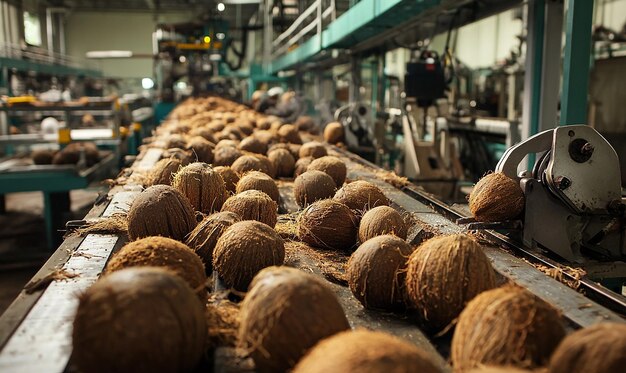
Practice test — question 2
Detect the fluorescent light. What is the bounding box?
[86,50,133,58]
[217,3,225,11]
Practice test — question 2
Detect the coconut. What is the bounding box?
[239,266,350,372]
[548,322,626,373]
[295,116,314,132]
[294,156,313,177]
[323,122,344,144]
[293,170,336,207]
[299,141,327,159]
[213,221,285,291]
[105,236,206,290]
[185,211,241,274]
[231,154,268,176]
[277,124,302,144]
[293,329,442,373]
[127,185,196,241]
[236,171,280,202]
[165,134,187,149]
[215,139,239,150]
[238,137,267,154]
[347,235,415,310]
[213,146,242,166]
[451,284,565,371]
[334,180,390,214]
[268,148,296,178]
[214,166,239,194]
[405,234,496,331]
[297,199,357,250]
[148,158,181,186]
[236,122,255,136]
[221,126,245,140]
[172,162,227,214]
[256,118,271,130]
[53,142,100,166]
[469,172,525,222]
[221,190,278,227]
[253,153,276,178]
[358,206,408,242]
[72,267,206,373]
[189,127,216,143]
[307,156,347,187]
[32,149,56,165]
[162,147,192,165]
[254,130,278,147]
[186,136,214,163]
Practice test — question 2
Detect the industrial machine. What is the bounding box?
[334,102,377,160]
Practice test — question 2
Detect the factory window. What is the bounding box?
[23,11,42,46]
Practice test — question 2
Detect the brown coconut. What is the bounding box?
[549,322,626,373]
[297,199,357,250]
[451,285,565,371]
[323,122,344,144]
[231,155,267,176]
[165,134,187,149]
[214,146,242,166]
[358,206,408,242]
[294,156,313,177]
[295,116,314,132]
[405,234,496,331]
[172,162,227,214]
[185,211,241,274]
[293,329,442,373]
[53,142,100,166]
[347,235,415,310]
[214,166,239,194]
[105,236,206,290]
[32,149,56,165]
[239,266,350,372]
[213,220,285,291]
[268,148,296,178]
[72,267,206,373]
[469,172,525,222]
[148,158,182,186]
[251,153,276,178]
[334,180,390,214]
[215,139,240,150]
[186,136,214,163]
[221,190,278,227]
[162,147,192,165]
[253,130,278,147]
[238,137,268,154]
[277,124,302,144]
[293,170,336,207]
[189,127,216,143]
[299,141,327,159]
[236,171,280,202]
[308,156,347,187]
[127,185,196,241]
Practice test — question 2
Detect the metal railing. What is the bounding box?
[0,42,100,72]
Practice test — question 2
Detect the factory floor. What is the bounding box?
[0,186,104,314]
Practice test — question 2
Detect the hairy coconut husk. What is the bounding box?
[469,172,525,222]
[288,144,301,159]
[323,122,344,144]
[32,149,56,165]
[189,127,216,143]
[347,235,415,310]
[209,121,226,133]
[162,147,192,165]
[172,162,228,214]
[268,148,295,178]
[251,153,276,178]
[214,166,239,194]
[165,134,187,149]
[278,124,302,144]
[231,154,267,176]
[307,156,347,188]
[254,130,278,147]
[221,190,278,227]
[239,266,350,372]
[186,136,214,163]
[72,268,206,373]
[295,116,314,132]
[293,329,442,373]
[299,141,327,159]
[297,199,357,251]
[238,137,268,154]
[405,234,496,331]
[206,293,241,349]
[105,236,207,291]
[293,170,336,207]
[185,211,241,274]
[148,158,181,186]
[334,180,390,214]
[127,185,196,241]
[294,156,313,177]
[221,126,245,140]
[451,285,565,371]
[358,206,408,243]
[215,139,240,150]
[270,120,283,133]
[214,146,242,166]
[549,322,626,373]
[213,221,285,291]
[236,171,280,202]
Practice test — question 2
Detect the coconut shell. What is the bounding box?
[347,235,415,310]
[307,156,347,187]
[186,136,214,163]
[238,137,267,154]
[189,127,216,143]
[294,156,313,177]
[334,180,390,214]
[253,130,278,147]
[256,118,271,130]
[53,142,99,166]
[405,234,496,331]
[105,236,206,290]
[214,146,242,166]
[358,206,408,242]
[231,155,268,176]
[221,190,278,227]
[72,267,206,373]
[323,122,344,144]
[548,322,626,373]
[172,162,227,214]
[215,139,239,150]
[214,166,239,194]
[251,153,276,178]
[185,211,241,274]
[239,266,350,372]
[127,185,196,241]
[469,172,525,222]
[268,148,296,178]
[213,221,285,291]
[295,116,314,132]
[165,134,187,149]
[293,329,442,373]
[32,149,56,165]
[236,171,280,202]
[299,141,327,159]
[451,285,565,371]
[277,124,302,144]
[148,158,181,186]
[293,170,336,207]
[297,199,357,250]
[162,147,192,165]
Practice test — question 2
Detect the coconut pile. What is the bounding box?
[69,97,585,373]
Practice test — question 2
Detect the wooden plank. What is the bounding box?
[134,148,162,172]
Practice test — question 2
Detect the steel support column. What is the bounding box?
[539,0,564,130]
[521,0,546,141]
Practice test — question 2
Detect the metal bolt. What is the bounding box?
[581,142,594,156]
[555,176,571,190]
